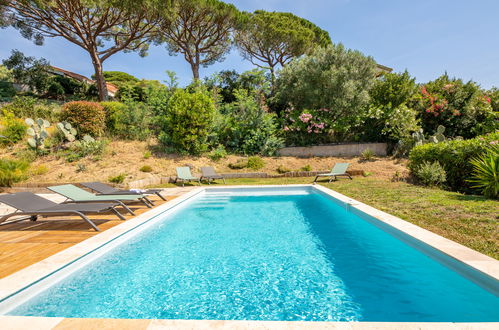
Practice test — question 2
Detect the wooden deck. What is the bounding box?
[0,196,174,279]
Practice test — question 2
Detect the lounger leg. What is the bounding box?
[111,208,126,220]
[314,176,318,183]
[114,201,135,216]
[140,198,152,208]
[155,192,167,201]
[143,196,155,206]
[73,211,100,231]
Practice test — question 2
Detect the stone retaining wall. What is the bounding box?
[278,143,387,157]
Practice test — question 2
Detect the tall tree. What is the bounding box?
[2,0,165,100]
[157,0,241,80]
[235,10,332,86]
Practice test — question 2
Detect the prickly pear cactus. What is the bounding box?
[25,118,50,150]
[56,121,77,142]
[412,129,427,146]
[429,125,447,143]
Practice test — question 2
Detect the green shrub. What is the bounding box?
[208,145,228,161]
[413,161,447,186]
[300,164,312,172]
[276,165,291,174]
[409,132,499,193]
[140,165,153,173]
[66,136,106,162]
[215,90,283,155]
[247,156,265,170]
[467,148,498,198]
[143,151,152,159]
[1,96,61,122]
[108,173,126,184]
[61,101,105,136]
[101,101,151,140]
[360,148,376,161]
[0,158,29,187]
[158,89,215,155]
[0,112,27,145]
[228,159,247,169]
[0,81,16,100]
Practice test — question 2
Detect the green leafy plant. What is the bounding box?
[1,96,61,121]
[61,101,105,136]
[467,148,499,198]
[101,101,151,140]
[75,163,87,173]
[66,136,106,162]
[208,145,228,161]
[247,156,265,170]
[409,132,499,193]
[414,161,447,186]
[0,158,29,187]
[25,118,50,150]
[228,159,248,170]
[140,165,153,173]
[108,173,126,184]
[143,151,152,159]
[158,89,215,155]
[0,112,27,145]
[214,90,283,155]
[360,148,376,161]
[276,165,291,174]
[300,164,312,172]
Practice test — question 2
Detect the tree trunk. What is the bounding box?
[270,66,276,94]
[90,53,108,101]
[190,61,200,80]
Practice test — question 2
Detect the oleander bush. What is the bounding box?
[409,132,499,193]
[61,101,105,136]
[101,101,152,140]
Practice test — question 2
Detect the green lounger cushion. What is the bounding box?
[48,184,144,201]
[176,167,199,180]
[317,163,350,176]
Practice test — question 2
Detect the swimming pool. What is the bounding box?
[0,186,498,322]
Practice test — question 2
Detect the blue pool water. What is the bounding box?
[5,189,499,321]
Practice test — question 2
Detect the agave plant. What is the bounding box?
[467,147,499,199]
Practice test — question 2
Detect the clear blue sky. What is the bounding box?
[1,0,498,88]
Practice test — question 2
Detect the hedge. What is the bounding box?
[408,131,499,193]
[61,101,105,136]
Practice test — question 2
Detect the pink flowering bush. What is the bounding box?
[282,108,332,146]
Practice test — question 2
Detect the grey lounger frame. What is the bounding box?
[0,192,125,231]
[80,182,166,202]
[200,166,226,184]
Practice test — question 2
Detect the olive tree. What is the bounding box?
[276,44,377,141]
[234,10,331,86]
[3,0,166,101]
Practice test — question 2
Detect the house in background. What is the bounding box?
[48,66,118,98]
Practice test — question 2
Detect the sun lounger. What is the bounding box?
[80,182,166,202]
[175,167,201,186]
[47,184,152,214]
[200,166,226,184]
[313,163,352,183]
[0,192,125,231]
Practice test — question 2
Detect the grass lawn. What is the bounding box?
[156,177,498,259]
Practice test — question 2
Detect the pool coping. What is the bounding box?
[0,184,497,329]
